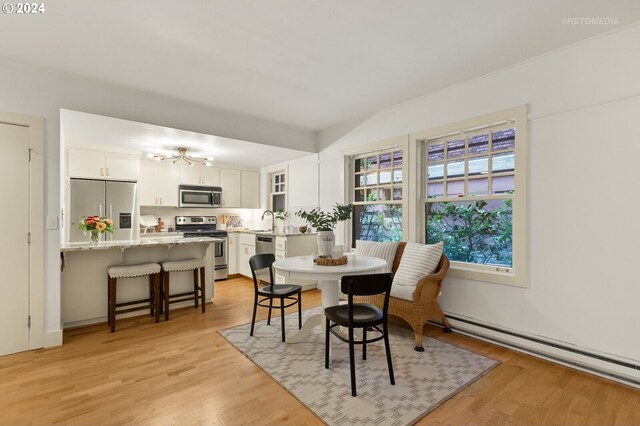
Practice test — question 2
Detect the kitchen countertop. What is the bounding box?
[226,228,316,237]
[60,236,223,252]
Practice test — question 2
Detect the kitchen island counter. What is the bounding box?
[60,236,223,252]
[61,237,218,330]
[226,228,317,236]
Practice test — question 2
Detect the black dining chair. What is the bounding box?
[324,272,395,396]
[249,254,302,342]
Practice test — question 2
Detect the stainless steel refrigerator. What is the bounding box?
[69,179,138,242]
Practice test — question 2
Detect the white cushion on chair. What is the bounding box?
[355,240,399,273]
[108,263,161,279]
[161,258,206,272]
[391,242,443,301]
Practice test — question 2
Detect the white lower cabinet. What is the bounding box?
[274,235,317,290]
[238,233,256,278]
[228,233,238,275]
[234,233,316,289]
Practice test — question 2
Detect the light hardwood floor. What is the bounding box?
[1,277,638,425]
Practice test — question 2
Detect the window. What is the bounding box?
[350,148,404,245]
[269,171,286,212]
[415,106,527,286]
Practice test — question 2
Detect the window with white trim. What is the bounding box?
[350,148,404,245]
[416,106,527,286]
[269,170,286,212]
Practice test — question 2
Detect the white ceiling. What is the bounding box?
[2,1,639,132]
[61,109,312,169]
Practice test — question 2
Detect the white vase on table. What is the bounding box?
[316,230,335,257]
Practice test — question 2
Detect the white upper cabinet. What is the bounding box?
[179,164,201,185]
[67,148,140,181]
[139,160,179,206]
[179,164,220,186]
[157,162,180,206]
[106,153,140,181]
[201,166,220,186]
[138,160,157,206]
[220,168,242,207]
[220,169,260,208]
[241,170,260,209]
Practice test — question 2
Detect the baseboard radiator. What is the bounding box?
[429,314,640,388]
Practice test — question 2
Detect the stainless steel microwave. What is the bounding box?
[179,185,222,208]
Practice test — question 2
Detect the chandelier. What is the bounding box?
[147,147,213,166]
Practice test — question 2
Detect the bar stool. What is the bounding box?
[107,263,162,332]
[160,258,207,321]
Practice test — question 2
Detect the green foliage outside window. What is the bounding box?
[355,193,402,243]
[426,199,512,267]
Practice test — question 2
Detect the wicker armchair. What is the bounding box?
[356,242,452,352]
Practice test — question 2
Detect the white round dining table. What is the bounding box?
[273,254,387,343]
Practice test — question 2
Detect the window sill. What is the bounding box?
[448,263,528,288]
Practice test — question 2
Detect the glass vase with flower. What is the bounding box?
[76,216,114,244]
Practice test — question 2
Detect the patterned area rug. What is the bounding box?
[219,308,499,426]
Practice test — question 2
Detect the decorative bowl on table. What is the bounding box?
[313,255,348,266]
[298,225,308,234]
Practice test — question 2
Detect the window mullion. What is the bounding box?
[463,134,469,197]
[488,129,493,195]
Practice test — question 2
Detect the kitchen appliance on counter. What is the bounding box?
[69,179,138,242]
[178,185,222,208]
[175,215,228,281]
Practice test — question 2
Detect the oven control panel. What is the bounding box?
[176,216,217,225]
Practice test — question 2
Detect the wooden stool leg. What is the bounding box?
[200,267,206,313]
[107,275,111,327]
[109,277,117,333]
[153,273,160,323]
[193,268,199,309]
[159,271,164,316]
[164,271,170,321]
[149,275,155,317]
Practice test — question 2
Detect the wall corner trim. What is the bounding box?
[43,330,63,348]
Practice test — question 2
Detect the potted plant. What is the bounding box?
[296,203,352,256]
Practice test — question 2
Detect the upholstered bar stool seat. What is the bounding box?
[107,262,162,332]
[161,258,207,321]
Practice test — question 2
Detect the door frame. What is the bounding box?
[0,111,45,350]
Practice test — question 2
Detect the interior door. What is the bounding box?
[0,123,30,356]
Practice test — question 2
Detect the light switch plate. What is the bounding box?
[47,215,59,230]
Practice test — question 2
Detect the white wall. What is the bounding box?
[258,153,319,229]
[318,25,640,370]
[0,59,315,341]
[287,153,319,213]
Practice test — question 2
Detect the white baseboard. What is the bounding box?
[63,300,213,329]
[43,330,63,348]
[444,314,640,388]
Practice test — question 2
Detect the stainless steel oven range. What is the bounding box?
[175,215,228,281]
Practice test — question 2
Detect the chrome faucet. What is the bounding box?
[261,210,275,232]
